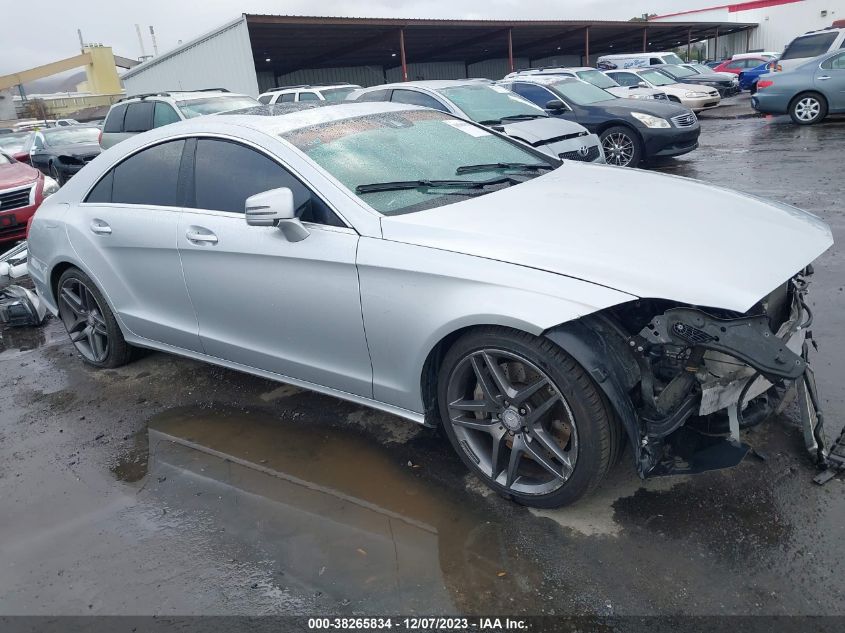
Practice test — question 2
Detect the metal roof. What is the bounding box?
[245,15,757,75]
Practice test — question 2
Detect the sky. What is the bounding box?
[1,0,706,75]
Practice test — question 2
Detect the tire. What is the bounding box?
[789,92,827,125]
[49,162,65,186]
[57,268,133,368]
[599,125,643,168]
[437,327,615,508]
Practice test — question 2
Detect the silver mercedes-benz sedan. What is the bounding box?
[27,102,835,507]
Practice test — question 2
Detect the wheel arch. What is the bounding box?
[596,120,642,139]
[49,259,129,337]
[789,90,828,110]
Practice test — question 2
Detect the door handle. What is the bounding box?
[818,76,831,80]
[185,229,218,244]
[90,219,112,235]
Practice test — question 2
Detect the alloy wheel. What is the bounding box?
[445,349,579,496]
[794,97,821,122]
[59,278,110,363]
[601,133,635,166]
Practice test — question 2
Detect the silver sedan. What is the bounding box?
[27,102,834,507]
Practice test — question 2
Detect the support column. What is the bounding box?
[687,28,692,62]
[714,26,720,61]
[399,27,408,81]
[642,27,648,53]
[584,26,591,65]
[507,28,514,73]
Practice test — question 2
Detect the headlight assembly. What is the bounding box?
[630,112,670,128]
[42,176,60,198]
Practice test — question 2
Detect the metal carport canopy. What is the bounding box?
[245,15,757,76]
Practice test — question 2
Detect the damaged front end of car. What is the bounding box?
[547,267,843,482]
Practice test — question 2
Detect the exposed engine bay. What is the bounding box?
[546,267,843,483]
[0,241,47,328]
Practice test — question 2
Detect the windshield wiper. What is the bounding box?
[478,118,502,125]
[499,113,546,121]
[455,162,553,175]
[355,177,517,194]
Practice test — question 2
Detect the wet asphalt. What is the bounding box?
[1,98,844,617]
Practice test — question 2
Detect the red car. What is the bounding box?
[712,57,772,75]
[0,151,58,245]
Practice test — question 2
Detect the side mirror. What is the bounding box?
[545,99,566,111]
[637,82,649,88]
[245,187,310,242]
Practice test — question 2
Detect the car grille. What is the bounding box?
[0,185,33,211]
[559,145,600,162]
[671,112,698,128]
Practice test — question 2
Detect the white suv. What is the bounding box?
[778,22,845,71]
[257,84,361,105]
[99,89,259,149]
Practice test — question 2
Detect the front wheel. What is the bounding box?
[437,327,616,508]
[600,126,643,167]
[789,93,827,125]
[49,162,65,185]
[57,268,133,368]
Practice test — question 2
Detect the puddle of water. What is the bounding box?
[139,406,560,613]
[111,429,149,483]
[0,319,65,360]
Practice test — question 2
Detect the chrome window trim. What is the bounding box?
[79,132,354,231]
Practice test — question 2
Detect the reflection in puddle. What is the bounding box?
[139,406,552,613]
[0,318,64,360]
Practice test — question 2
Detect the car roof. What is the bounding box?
[501,76,580,87]
[356,79,493,92]
[261,84,359,94]
[197,101,426,135]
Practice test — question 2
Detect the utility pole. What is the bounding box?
[135,24,148,60]
[77,29,85,51]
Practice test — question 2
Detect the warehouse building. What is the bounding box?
[650,0,843,59]
[121,14,756,97]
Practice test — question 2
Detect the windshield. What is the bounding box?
[42,127,99,146]
[177,95,259,118]
[321,87,356,102]
[639,69,676,86]
[548,80,616,105]
[437,84,546,123]
[661,53,685,65]
[282,110,553,216]
[575,70,618,88]
[0,132,30,154]
[660,64,697,78]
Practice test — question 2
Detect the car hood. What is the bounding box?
[591,98,693,118]
[682,74,734,85]
[606,86,665,99]
[499,117,589,143]
[380,164,833,313]
[0,162,39,189]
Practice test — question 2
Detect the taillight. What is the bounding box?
[775,64,782,72]
[98,129,103,145]
[757,79,774,89]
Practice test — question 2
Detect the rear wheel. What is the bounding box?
[600,126,643,167]
[57,268,133,368]
[789,92,827,125]
[437,327,615,508]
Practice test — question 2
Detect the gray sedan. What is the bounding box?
[26,103,834,508]
[752,50,845,124]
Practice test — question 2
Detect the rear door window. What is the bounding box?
[103,104,128,133]
[110,140,186,206]
[278,93,295,103]
[123,102,155,133]
[391,89,449,112]
[781,32,838,60]
[153,102,181,128]
[354,89,390,102]
[298,92,320,101]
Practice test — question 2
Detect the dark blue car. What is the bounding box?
[738,61,775,93]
